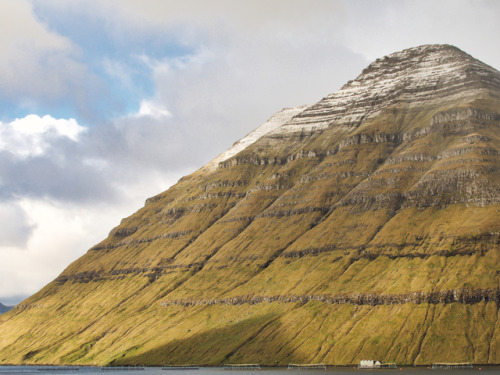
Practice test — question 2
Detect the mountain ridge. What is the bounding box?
[0,303,12,315]
[0,44,499,366]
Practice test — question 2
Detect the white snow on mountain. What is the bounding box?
[203,105,308,171]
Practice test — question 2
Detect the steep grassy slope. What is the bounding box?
[0,44,499,366]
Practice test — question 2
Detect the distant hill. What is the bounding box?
[0,303,12,314]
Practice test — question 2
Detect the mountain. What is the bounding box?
[0,303,12,314]
[0,44,499,366]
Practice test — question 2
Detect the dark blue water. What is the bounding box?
[0,367,497,375]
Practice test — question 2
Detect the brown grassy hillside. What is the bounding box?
[0,44,498,366]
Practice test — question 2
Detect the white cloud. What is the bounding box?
[0,115,85,158]
[0,199,121,301]
[136,100,171,119]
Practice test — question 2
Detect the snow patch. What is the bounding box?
[203,106,307,171]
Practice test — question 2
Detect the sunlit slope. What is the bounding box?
[0,45,499,366]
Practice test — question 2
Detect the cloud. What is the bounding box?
[0,198,128,302]
[0,0,130,123]
[338,0,500,68]
[0,114,85,158]
[0,112,190,205]
[0,202,34,248]
[0,1,82,116]
[135,100,171,119]
[0,0,73,92]
[0,114,112,203]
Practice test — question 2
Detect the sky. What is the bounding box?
[0,0,499,305]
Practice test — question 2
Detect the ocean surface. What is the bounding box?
[0,366,498,375]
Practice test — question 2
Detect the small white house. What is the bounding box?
[359,360,381,369]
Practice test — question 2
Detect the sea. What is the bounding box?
[0,366,498,375]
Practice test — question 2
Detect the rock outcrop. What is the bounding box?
[0,44,499,367]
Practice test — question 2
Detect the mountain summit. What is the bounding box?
[0,44,499,366]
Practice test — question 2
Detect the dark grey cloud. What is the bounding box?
[0,143,116,204]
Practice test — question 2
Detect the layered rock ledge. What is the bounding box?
[160,288,500,307]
